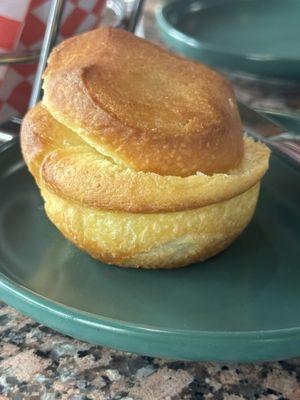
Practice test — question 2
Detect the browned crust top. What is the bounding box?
[43,27,244,177]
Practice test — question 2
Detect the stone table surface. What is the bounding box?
[1,1,300,400]
[1,301,300,400]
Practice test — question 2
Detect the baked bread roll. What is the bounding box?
[21,28,270,269]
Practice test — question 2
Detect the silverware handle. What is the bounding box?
[0,127,18,150]
[0,119,20,149]
[127,0,145,32]
[0,50,40,65]
[107,0,127,27]
[272,140,300,164]
[29,0,66,108]
[0,132,16,143]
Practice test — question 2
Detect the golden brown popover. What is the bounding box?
[21,28,270,269]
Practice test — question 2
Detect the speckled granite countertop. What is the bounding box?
[1,2,300,399]
[1,302,300,400]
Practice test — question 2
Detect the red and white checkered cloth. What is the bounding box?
[0,0,106,123]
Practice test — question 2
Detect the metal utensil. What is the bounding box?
[28,0,142,107]
[127,0,145,32]
[238,102,300,164]
[0,122,19,147]
[0,50,40,65]
[29,0,66,108]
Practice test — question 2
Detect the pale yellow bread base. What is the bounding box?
[41,183,259,269]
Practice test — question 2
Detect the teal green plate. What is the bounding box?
[0,139,300,362]
[156,0,300,82]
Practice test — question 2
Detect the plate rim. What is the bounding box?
[2,268,300,362]
[156,0,300,63]
[2,268,300,337]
